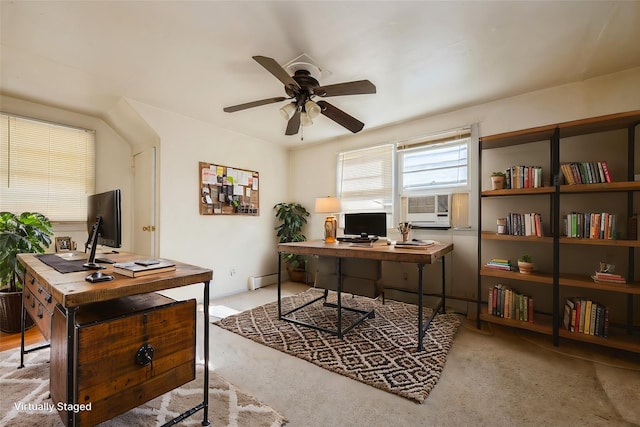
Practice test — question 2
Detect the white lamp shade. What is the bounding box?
[315,196,341,213]
[279,103,296,120]
[305,100,321,119]
[300,112,313,127]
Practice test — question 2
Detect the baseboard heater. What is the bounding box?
[248,273,278,290]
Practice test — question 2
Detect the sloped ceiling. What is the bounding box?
[1,1,639,147]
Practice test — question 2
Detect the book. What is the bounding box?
[113,259,176,277]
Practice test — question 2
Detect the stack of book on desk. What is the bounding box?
[394,240,435,249]
[113,259,176,277]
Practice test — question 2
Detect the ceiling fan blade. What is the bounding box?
[223,96,287,113]
[317,101,365,133]
[285,110,301,135]
[313,80,376,97]
[253,56,301,91]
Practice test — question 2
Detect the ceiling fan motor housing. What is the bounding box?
[286,70,319,99]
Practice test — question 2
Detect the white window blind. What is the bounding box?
[337,144,394,214]
[0,113,95,221]
[398,128,470,194]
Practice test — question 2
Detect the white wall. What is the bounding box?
[127,101,289,300]
[288,67,640,312]
[0,95,133,251]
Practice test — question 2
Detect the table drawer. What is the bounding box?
[24,271,55,313]
[23,287,52,340]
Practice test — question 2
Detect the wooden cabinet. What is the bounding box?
[477,111,640,354]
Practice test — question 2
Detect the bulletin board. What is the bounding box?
[199,161,259,216]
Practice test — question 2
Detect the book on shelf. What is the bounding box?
[562,297,609,337]
[505,212,544,237]
[504,165,543,189]
[485,258,512,270]
[112,259,176,277]
[563,212,617,239]
[488,284,533,323]
[560,161,612,185]
[592,271,626,284]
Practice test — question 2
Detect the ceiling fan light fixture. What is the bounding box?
[279,102,296,120]
[305,100,321,119]
[300,112,313,127]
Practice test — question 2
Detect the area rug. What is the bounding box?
[214,288,462,403]
[0,348,286,427]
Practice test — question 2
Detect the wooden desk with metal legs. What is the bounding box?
[276,241,453,351]
[18,252,212,427]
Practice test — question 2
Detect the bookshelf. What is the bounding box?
[477,111,640,354]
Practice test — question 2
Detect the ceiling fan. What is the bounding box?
[223,55,376,136]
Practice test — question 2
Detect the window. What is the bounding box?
[0,113,95,221]
[398,128,470,194]
[337,144,394,215]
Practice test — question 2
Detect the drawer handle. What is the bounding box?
[38,287,43,294]
[31,301,35,308]
[135,343,154,367]
[25,293,31,300]
[37,306,43,319]
[31,277,35,285]
[45,295,52,304]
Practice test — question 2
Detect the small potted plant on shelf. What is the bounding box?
[273,202,310,283]
[517,254,534,274]
[0,212,54,333]
[491,171,506,190]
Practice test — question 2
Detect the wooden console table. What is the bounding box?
[17,252,212,427]
[277,241,454,351]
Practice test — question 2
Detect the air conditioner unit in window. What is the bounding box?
[405,194,451,228]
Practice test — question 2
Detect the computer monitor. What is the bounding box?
[84,189,122,269]
[344,212,387,238]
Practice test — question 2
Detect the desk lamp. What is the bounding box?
[315,196,341,243]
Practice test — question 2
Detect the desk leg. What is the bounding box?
[337,258,343,339]
[202,280,211,426]
[441,256,446,314]
[417,262,425,352]
[277,253,282,320]
[66,306,77,427]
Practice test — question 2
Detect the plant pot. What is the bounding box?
[491,176,505,190]
[0,289,34,333]
[286,266,306,283]
[517,261,534,275]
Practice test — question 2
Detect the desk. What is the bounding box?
[277,241,453,351]
[17,252,212,427]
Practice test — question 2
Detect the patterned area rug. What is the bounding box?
[215,288,462,403]
[0,348,286,427]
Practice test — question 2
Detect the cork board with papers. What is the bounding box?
[199,161,259,215]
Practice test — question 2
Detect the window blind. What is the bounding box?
[337,144,394,214]
[0,113,96,221]
[398,128,470,193]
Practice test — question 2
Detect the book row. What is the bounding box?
[562,212,617,239]
[501,212,544,237]
[488,284,534,323]
[563,297,609,337]
[560,161,612,185]
[504,165,543,189]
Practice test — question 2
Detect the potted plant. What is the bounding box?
[0,212,54,333]
[274,202,310,283]
[491,171,506,190]
[517,254,534,274]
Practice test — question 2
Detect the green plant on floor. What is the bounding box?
[0,212,54,291]
[273,202,310,270]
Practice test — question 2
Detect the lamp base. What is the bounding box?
[324,215,337,243]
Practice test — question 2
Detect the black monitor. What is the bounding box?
[344,212,387,238]
[84,189,122,269]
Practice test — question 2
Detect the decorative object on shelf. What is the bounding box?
[496,218,507,234]
[592,262,626,284]
[314,196,341,243]
[55,236,75,252]
[0,212,53,333]
[490,171,506,190]
[397,222,412,242]
[517,254,534,274]
[274,202,310,283]
[485,258,512,271]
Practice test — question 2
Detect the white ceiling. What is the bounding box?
[2,1,639,147]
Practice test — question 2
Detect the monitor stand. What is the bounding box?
[83,217,105,270]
